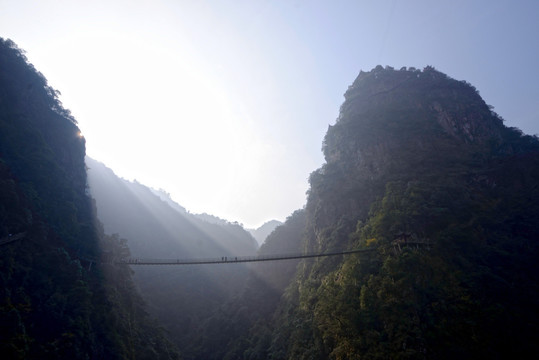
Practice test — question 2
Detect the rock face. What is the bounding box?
[292,66,539,359]
[308,66,508,239]
[326,66,503,165]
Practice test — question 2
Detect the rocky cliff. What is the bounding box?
[206,66,539,359]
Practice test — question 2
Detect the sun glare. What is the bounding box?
[0,2,326,227]
[57,29,274,227]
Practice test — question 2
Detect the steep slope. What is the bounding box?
[218,66,539,359]
[286,66,539,359]
[86,158,258,356]
[0,38,177,359]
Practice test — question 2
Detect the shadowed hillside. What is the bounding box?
[0,38,178,359]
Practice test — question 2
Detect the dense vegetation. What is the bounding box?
[0,38,178,359]
[3,37,539,359]
[191,66,539,359]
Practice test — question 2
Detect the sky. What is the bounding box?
[1,0,538,228]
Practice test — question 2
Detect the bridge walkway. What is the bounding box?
[117,248,376,265]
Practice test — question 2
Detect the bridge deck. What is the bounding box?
[117,248,376,265]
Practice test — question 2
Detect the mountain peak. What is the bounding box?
[323,66,506,171]
[339,65,503,145]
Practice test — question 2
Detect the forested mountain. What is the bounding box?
[248,220,283,246]
[194,66,539,359]
[4,35,539,360]
[86,158,258,356]
[0,38,178,359]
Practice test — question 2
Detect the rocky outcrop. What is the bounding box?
[309,66,509,246]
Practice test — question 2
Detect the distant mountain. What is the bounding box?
[86,157,257,258]
[191,211,304,360]
[150,187,188,215]
[247,219,283,246]
[85,157,257,355]
[193,66,539,359]
[194,212,237,226]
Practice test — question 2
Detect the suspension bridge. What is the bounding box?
[2,229,427,266]
[0,231,378,265]
[116,248,377,265]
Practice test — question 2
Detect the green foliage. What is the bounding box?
[231,66,539,359]
[97,232,181,360]
[0,38,91,252]
[6,36,538,360]
[0,38,179,359]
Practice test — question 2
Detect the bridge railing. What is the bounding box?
[116,248,377,265]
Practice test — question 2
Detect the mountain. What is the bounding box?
[0,38,177,359]
[150,188,189,215]
[85,157,258,356]
[86,157,258,258]
[197,66,539,359]
[247,219,283,246]
[6,34,538,359]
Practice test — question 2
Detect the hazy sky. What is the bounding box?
[1,0,538,228]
